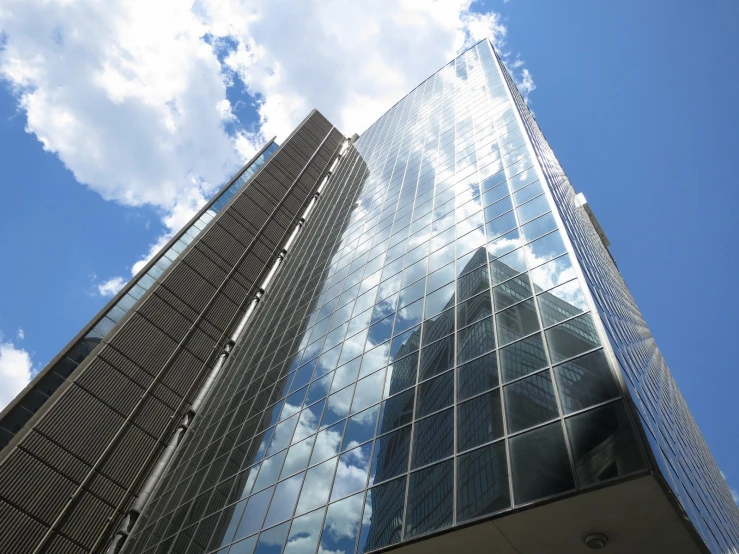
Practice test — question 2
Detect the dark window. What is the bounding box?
[566,401,646,486]
[499,333,548,383]
[554,349,620,414]
[378,389,415,434]
[496,299,540,346]
[458,390,504,452]
[416,370,454,418]
[406,460,453,538]
[457,316,495,364]
[419,335,454,381]
[457,351,499,401]
[457,441,510,522]
[412,408,453,468]
[371,426,411,484]
[505,370,559,433]
[358,476,406,552]
[545,313,600,363]
[510,422,574,504]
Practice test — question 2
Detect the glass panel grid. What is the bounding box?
[131,41,650,554]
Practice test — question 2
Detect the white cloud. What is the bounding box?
[0,335,34,410]
[0,0,534,289]
[16,328,24,340]
[96,276,127,298]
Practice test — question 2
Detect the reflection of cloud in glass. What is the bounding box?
[331,443,372,501]
[529,254,576,292]
[319,492,365,554]
[284,508,324,554]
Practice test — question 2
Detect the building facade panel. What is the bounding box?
[0,111,342,553]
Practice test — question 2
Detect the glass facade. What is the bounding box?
[125,41,663,554]
[499,42,739,551]
[0,141,279,449]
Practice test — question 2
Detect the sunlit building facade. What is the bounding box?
[121,40,739,553]
[1,40,737,554]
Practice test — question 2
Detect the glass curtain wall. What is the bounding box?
[131,41,647,554]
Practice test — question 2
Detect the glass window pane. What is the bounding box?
[525,231,567,268]
[357,476,406,552]
[510,422,574,505]
[370,426,411,485]
[263,472,304,527]
[229,534,257,554]
[484,196,513,222]
[486,228,523,260]
[457,292,493,329]
[513,180,544,206]
[411,408,453,469]
[281,437,314,480]
[331,442,372,501]
[566,401,646,486]
[367,315,394,347]
[499,333,548,383]
[372,293,397,324]
[310,421,346,466]
[457,441,510,522]
[457,390,504,452]
[554,350,620,414]
[305,372,332,406]
[398,278,426,308]
[406,460,453,539]
[419,334,455,381]
[496,298,540,346]
[385,352,418,396]
[457,352,498,401]
[234,486,273,540]
[289,363,316,393]
[390,324,420,358]
[378,389,415,434]
[319,492,363,554]
[415,370,453,418]
[427,262,455,292]
[516,195,549,224]
[486,211,517,241]
[457,316,495,364]
[493,273,533,311]
[545,313,600,364]
[537,280,588,327]
[331,359,360,394]
[520,213,557,242]
[253,450,288,492]
[351,369,386,414]
[457,264,490,302]
[254,520,289,554]
[359,342,389,377]
[296,457,338,515]
[284,507,325,554]
[504,370,559,433]
[394,298,424,335]
[421,307,454,346]
[322,388,352,428]
[527,254,574,296]
[424,281,455,319]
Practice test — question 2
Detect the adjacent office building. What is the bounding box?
[0,39,737,554]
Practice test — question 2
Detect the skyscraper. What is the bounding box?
[0,39,737,554]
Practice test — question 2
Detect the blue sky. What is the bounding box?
[0,0,737,503]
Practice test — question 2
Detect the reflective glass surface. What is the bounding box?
[131,41,649,554]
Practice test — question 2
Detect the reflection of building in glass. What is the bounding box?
[2,40,736,554]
